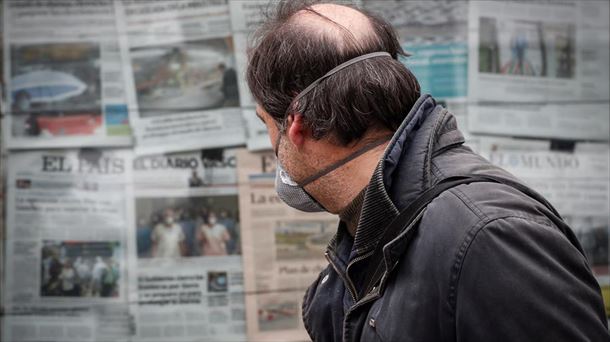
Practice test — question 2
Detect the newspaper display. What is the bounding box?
[2,149,134,342]
[130,148,246,341]
[468,0,610,140]
[236,149,337,341]
[2,0,133,149]
[115,0,246,155]
[478,137,610,312]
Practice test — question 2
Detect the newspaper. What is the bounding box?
[468,0,610,139]
[2,149,134,342]
[236,149,337,341]
[363,0,470,141]
[115,0,246,155]
[2,0,133,149]
[478,137,610,310]
[229,0,269,152]
[130,148,246,341]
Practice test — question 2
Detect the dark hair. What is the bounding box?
[246,0,420,146]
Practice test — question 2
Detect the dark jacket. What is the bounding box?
[302,95,609,342]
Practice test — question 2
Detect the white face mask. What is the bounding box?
[272,52,393,213]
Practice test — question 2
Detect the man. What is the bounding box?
[188,169,204,187]
[246,1,609,341]
[218,63,239,107]
[151,208,186,258]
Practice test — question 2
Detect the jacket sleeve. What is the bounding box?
[455,216,609,342]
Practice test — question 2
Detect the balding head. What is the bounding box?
[247,0,420,145]
[291,3,375,52]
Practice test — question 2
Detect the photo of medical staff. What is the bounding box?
[40,241,120,298]
[135,195,240,258]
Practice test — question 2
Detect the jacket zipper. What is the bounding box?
[325,251,358,303]
[344,249,375,298]
[344,210,427,315]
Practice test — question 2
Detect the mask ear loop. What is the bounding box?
[282,51,393,129]
[273,134,281,157]
[277,52,395,187]
[297,135,392,188]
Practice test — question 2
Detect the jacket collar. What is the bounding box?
[328,94,465,259]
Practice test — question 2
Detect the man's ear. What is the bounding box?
[286,114,307,148]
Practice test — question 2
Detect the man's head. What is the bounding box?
[247,0,420,213]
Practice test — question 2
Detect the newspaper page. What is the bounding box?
[229,0,272,151]
[2,0,132,149]
[363,0,471,140]
[130,148,246,341]
[2,149,134,342]
[236,149,337,341]
[478,137,610,314]
[115,0,246,155]
[468,0,610,140]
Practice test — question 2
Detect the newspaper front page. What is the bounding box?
[2,149,134,342]
[2,0,133,149]
[116,0,246,155]
[468,0,610,140]
[130,148,246,341]
[478,137,610,313]
[236,150,337,341]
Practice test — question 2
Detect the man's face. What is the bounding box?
[254,104,315,185]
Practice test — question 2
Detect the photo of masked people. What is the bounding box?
[136,195,240,258]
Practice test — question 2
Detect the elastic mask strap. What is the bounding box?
[274,135,281,157]
[297,136,392,188]
[287,51,392,115]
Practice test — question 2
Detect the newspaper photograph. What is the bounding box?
[116,0,246,155]
[2,149,134,342]
[2,0,132,149]
[130,148,246,341]
[478,137,610,312]
[468,0,610,139]
[236,149,337,341]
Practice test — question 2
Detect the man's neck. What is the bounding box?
[312,140,388,214]
[339,186,367,236]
